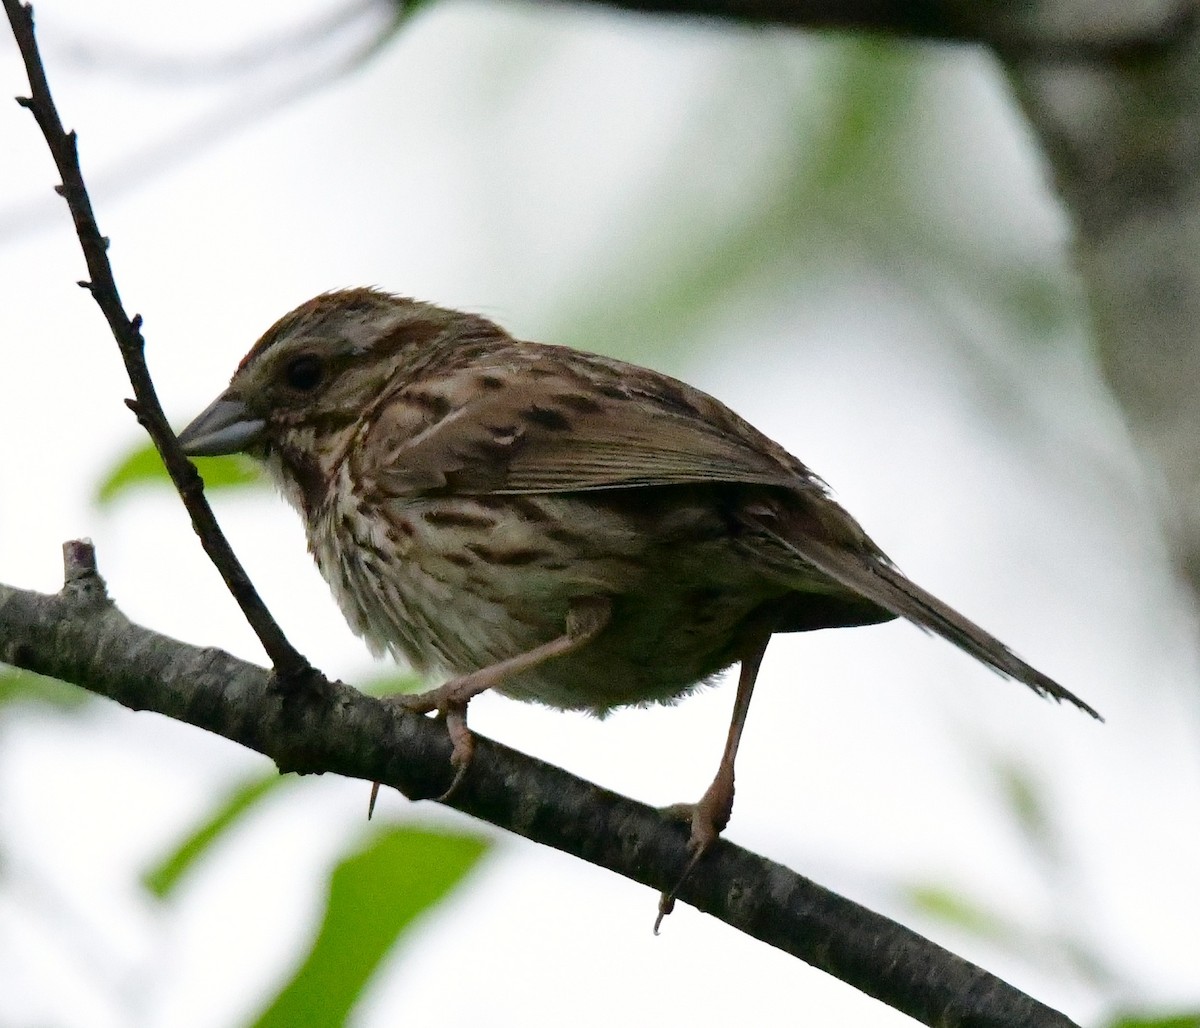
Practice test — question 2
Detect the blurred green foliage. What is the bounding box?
[95,443,261,506]
[906,884,1015,941]
[144,772,288,899]
[251,826,489,1027]
[0,666,91,711]
[141,673,424,899]
[1108,1018,1200,1028]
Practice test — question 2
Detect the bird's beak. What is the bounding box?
[176,395,266,457]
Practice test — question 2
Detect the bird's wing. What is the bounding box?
[362,360,815,496]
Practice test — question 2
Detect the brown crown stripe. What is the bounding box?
[371,318,464,364]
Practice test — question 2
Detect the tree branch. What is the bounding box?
[1006,10,1200,594]
[0,543,1079,1028]
[527,0,1197,61]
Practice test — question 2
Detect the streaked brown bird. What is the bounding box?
[178,288,1099,869]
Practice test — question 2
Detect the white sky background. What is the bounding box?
[2,1,1200,1025]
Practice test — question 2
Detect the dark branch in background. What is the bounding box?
[0,546,1079,1028]
[3,0,309,682]
[2,0,1189,245]
[552,0,1197,61]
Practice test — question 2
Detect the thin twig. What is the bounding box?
[3,0,310,682]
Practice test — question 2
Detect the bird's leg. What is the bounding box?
[375,596,612,807]
[656,630,771,930]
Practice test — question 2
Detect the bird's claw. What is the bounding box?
[371,686,478,808]
[654,775,732,931]
[433,705,475,801]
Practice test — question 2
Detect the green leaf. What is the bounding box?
[251,826,489,1028]
[94,441,261,507]
[905,883,1015,942]
[0,667,90,711]
[807,39,921,198]
[389,0,440,25]
[143,772,285,899]
[906,880,1124,988]
[359,672,425,697]
[992,757,1065,870]
[1109,1016,1200,1028]
[999,761,1051,842]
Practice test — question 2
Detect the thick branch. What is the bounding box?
[0,547,1077,1028]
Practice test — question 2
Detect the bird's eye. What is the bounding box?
[284,355,324,392]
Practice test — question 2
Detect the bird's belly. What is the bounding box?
[495,586,761,713]
[312,492,785,712]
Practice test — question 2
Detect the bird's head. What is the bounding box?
[177,287,487,511]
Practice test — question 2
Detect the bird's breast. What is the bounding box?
[308,487,636,674]
[306,481,792,712]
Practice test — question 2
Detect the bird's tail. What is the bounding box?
[752,514,1102,721]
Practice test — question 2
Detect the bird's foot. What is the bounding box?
[387,677,484,802]
[396,678,478,771]
[366,682,479,817]
[655,768,735,931]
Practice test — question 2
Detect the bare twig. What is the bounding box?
[0,548,1081,1028]
[2,0,310,682]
